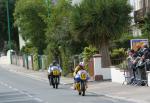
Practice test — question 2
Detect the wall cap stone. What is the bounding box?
[93,54,102,58]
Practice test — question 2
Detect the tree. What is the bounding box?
[0,0,7,50]
[71,0,132,67]
[0,0,19,52]
[45,0,71,63]
[45,0,87,71]
[46,0,85,58]
[14,0,47,54]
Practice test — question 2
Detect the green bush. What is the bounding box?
[111,34,133,49]
[32,48,39,71]
[82,46,98,70]
[59,47,70,76]
[33,52,39,71]
[116,60,128,70]
[43,55,48,70]
[21,43,34,54]
[111,48,127,59]
[110,48,127,65]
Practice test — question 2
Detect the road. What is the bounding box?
[0,66,135,103]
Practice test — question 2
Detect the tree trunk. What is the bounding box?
[99,40,111,68]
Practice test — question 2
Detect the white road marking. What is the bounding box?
[34,97,43,102]
[8,86,12,89]
[18,90,25,94]
[4,83,8,87]
[13,88,19,91]
[0,78,45,103]
[27,94,33,98]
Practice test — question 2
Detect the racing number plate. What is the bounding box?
[80,73,87,80]
[53,70,59,76]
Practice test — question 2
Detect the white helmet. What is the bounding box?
[79,62,84,67]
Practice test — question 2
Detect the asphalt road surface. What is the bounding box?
[0,66,135,103]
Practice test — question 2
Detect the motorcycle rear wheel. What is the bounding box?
[53,84,55,88]
[49,79,51,86]
[81,82,85,96]
[79,92,81,95]
[56,84,58,89]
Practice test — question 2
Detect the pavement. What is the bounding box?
[0,64,150,103]
[0,64,73,85]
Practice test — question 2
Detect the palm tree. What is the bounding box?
[71,0,132,67]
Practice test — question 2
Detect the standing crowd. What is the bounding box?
[127,44,150,85]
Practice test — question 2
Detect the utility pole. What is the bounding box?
[6,0,11,50]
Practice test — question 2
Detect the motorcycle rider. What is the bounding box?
[48,60,62,85]
[73,62,84,77]
[73,62,89,89]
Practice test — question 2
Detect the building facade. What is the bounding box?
[132,0,150,36]
[134,0,150,23]
[128,0,147,36]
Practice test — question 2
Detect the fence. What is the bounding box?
[111,58,126,68]
[11,54,79,74]
[11,54,47,70]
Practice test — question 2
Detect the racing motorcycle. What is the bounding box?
[49,69,60,89]
[75,72,87,96]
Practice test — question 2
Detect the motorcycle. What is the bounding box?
[75,72,87,96]
[49,69,60,89]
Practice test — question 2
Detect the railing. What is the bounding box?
[134,7,150,23]
[134,8,145,23]
[11,54,47,70]
[111,58,127,68]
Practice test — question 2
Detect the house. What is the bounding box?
[130,0,150,36]
[134,0,150,23]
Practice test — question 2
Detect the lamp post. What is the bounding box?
[6,0,11,50]
[45,0,50,17]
